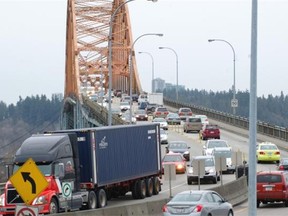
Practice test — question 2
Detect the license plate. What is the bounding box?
[265,187,272,191]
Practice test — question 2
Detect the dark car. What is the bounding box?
[257,171,288,207]
[145,103,158,115]
[277,158,288,170]
[138,101,148,110]
[162,190,233,216]
[131,94,139,102]
[200,124,221,140]
[134,109,148,121]
[166,141,190,161]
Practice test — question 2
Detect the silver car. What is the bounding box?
[162,190,233,216]
[187,155,219,184]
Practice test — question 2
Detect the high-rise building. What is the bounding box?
[153,78,165,92]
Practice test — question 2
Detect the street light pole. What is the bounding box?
[138,51,155,93]
[129,33,163,124]
[208,39,237,115]
[107,0,158,126]
[158,47,179,104]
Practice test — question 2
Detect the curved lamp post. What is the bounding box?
[129,33,163,123]
[158,46,179,104]
[138,51,155,93]
[208,39,237,115]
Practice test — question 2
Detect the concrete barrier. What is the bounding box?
[56,178,247,216]
[210,176,248,206]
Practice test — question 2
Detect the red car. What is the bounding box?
[200,124,220,140]
[257,171,288,208]
[161,153,186,174]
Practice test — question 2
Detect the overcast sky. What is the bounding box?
[0,0,287,105]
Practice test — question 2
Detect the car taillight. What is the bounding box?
[177,164,184,169]
[279,165,284,170]
[259,151,265,155]
[188,112,192,115]
[193,204,203,212]
[179,112,183,116]
[164,111,169,114]
[275,151,280,155]
[162,204,168,212]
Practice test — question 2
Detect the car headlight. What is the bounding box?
[188,167,193,174]
[0,193,5,206]
[208,168,215,173]
[33,195,48,205]
[177,164,184,169]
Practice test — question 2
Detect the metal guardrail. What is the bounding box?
[164,97,288,142]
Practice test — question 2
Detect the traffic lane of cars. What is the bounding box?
[112,102,288,214]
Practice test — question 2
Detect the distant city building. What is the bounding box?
[153,78,165,92]
[165,83,185,90]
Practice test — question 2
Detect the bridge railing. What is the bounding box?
[82,96,125,126]
[164,97,288,142]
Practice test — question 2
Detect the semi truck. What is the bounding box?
[0,123,162,215]
[148,93,163,106]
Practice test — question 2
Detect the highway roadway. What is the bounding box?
[97,98,288,216]
[3,98,285,215]
[79,120,287,215]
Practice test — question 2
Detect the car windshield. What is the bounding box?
[205,158,215,166]
[13,163,52,176]
[257,174,282,183]
[207,141,228,148]
[120,101,129,105]
[169,143,187,149]
[163,155,182,162]
[168,113,179,118]
[260,145,277,150]
[206,125,218,130]
[157,108,168,112]
[180,108,191,112]
[189,118,201,123]
[172,193,202,202]
[213,150,232,158]
[136,110,146,114]
[153,118,165,122]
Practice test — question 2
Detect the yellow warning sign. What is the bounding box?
[9,158,49,205]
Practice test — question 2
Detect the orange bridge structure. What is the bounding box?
[62,0,143,129]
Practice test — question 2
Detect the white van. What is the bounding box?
[138,94,148,104]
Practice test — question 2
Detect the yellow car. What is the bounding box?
[256,142,280,163]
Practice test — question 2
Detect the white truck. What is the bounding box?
[148,93,163,106]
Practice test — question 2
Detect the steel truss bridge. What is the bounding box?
[62,0,142,129]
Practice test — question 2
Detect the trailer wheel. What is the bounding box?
[138,179,146,199]
[97,189,107,208]
[152,177,160,195]
[49,197,59,214]
[145,178,153,197]
[87,190,97,209]
[132,181,139,199]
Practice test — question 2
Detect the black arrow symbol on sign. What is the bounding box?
[21,172,36,194]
